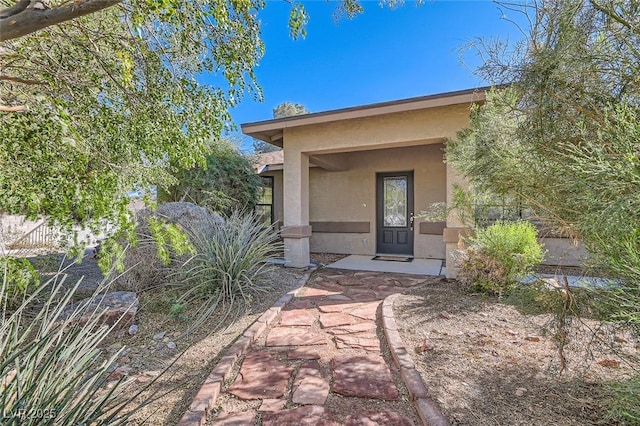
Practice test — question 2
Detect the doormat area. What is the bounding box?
[372,255,413,262]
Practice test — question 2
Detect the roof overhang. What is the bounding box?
[241,86,489,145]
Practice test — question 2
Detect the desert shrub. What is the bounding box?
[0,278,147,425]
[605,375,640,425]
[1,256,39,308]
[109,202,213,292]
[457,221,544,296]
[173,209,281,331]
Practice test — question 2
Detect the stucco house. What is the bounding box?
[244,87,586,277]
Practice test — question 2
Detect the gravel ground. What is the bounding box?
[393,279,639,425]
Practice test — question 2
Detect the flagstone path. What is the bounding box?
[181,268,439,426]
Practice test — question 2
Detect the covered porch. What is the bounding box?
[243,88,487,277]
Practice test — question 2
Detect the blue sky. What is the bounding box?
[221,1,528,150]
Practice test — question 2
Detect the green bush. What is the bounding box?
[158,139,262,216]
[457,221,544,296]
[172,209,282,331]
[1,257,40,308]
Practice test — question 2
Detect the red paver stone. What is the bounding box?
[348,292,379,302]
[279,309,317,327]
[324,294,352,301]
[287,347,321,360]
[262,405,337,426]
[353,271,378,277]
[334,333,380,351]
[288,300,315,309]
[313,280,345,292]
[301,287,340,298]
[332,354,399,400]
[266,327,326,347]
[319,312,358,328]
[371,285,392,293]
[348,302,380,320]
[212,410,256,425]
[327,322,377,335]
[337,277,364,286]
[294,361,323,385]
[258,399,287,412]
[316,301,359,313]
[362,276,394,286]
[344,409,415,426]
[322,273,345,280]
[227,351,294,400]
[346,284,373,292]
[292,376,330,405]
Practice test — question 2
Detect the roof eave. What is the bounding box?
[241,86,489,143]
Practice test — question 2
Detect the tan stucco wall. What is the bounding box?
[307,144,446,258]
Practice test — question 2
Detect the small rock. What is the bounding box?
[167,341,177,350]
[107,365,132,381]
[135,375,151,383]
[107,343,122,353]
[415,339,435,354]
[152,331,166,340]
[598,359,620,368]
[515,388,527,397]
[128,324,139,335]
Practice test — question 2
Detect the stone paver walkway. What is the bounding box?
[208,269,430,425]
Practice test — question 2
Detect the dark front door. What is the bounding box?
[376,172,414,255]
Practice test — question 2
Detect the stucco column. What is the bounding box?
[443,162,469,278]
[282,150,311,268]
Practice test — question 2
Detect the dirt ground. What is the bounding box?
[393,278,640,426]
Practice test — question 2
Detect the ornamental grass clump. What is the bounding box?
[173,209,282,332]
[457,221,544,297]
[1,276,145,425]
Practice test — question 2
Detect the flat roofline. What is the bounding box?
[241,86,490,144]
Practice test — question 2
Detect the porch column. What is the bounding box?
[443,162,469,278]
[282,150,311,268]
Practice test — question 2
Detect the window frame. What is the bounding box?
[257,176,274,225]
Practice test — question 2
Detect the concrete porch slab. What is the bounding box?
[327,255,443,276]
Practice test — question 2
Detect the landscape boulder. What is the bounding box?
[58,291,139,329]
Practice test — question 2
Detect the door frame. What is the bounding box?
[375,171,415,256]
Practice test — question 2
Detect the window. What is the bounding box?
[256,176,274,225]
